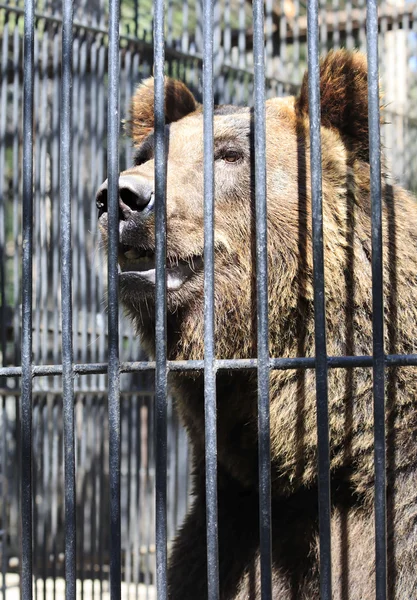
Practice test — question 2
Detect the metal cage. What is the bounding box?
[1,0,417,599]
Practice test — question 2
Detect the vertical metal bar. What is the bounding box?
[306,2,332,599]
[108,0,121,595]
[125,396,133,588]
[41,401,48,600]
[12,22,21,372]
[33,27,40,380]
[97,40,106,392]
[0,18,8,376]
[71,37,80,364]
[366,2,387,598]
[89,36,99,392]
[133,396,141,596]
[252,0,272,597]
[202,0,219,597]
[32,399,39,600]
[98,402,105,599]
[1,396,8,599]
[21,0,35,595]
[153,0,168,592]
[51,399,59,596]
[145,396,154,592]
[51,29,61,390]
[39,28,49,385]
[90,397,98,599]
[77,38,88,370]
[78,397,86,600]
[61,0,76,596]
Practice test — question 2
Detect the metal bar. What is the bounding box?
[12,21,21,374]
[21,0,35,595]
[202,0,219,596]
[51,29,61,390]
[1,396,8,599]
[89,35,99,392]
[71,36,80,364]
[107,0,121,595]
[2,353,417,379]
[97,40,106,392]
[252,0,272,597]
[39,28,49,387]
[366,1,387,598]
[60,0,76,596]
[77,37,88,369]
[32,28,41,380]
[0,18,8,379]
[153,0,168,593]
[306,2,332,598]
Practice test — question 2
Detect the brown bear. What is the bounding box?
[97,50,417,598]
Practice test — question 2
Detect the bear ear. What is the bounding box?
[296,50,378,160]
[128,77,197,145]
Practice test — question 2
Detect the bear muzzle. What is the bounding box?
[96,176,203,293]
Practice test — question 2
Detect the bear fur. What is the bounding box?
[98,50,417,598]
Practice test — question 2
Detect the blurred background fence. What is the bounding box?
[0,0,416,597]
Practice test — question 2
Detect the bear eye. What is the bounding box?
[221,150,242,164]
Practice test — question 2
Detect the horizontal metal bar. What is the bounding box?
[1,354,416,379]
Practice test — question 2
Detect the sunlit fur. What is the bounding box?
[99,51,417,598]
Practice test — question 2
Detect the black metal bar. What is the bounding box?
[107,0,121,596]
[12,21,21,376]
[306,2,332,598]
[252,0,272,597]
[1,353,417,380]
[51,29,61,389]
[366,2,387,598]
[21,0,35,596]
[202,0,220,596]
[0,18,8,381]
[97,40,107,393]
[77,37,88,368]
[39,28,49,387]
[60,0,76,596]
[1,396,7,598]
[71,36,80,365]
[153,0,168,593]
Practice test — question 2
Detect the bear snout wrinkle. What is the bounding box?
[95,175,154,221]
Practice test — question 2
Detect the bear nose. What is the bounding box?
[96,176,154,220]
